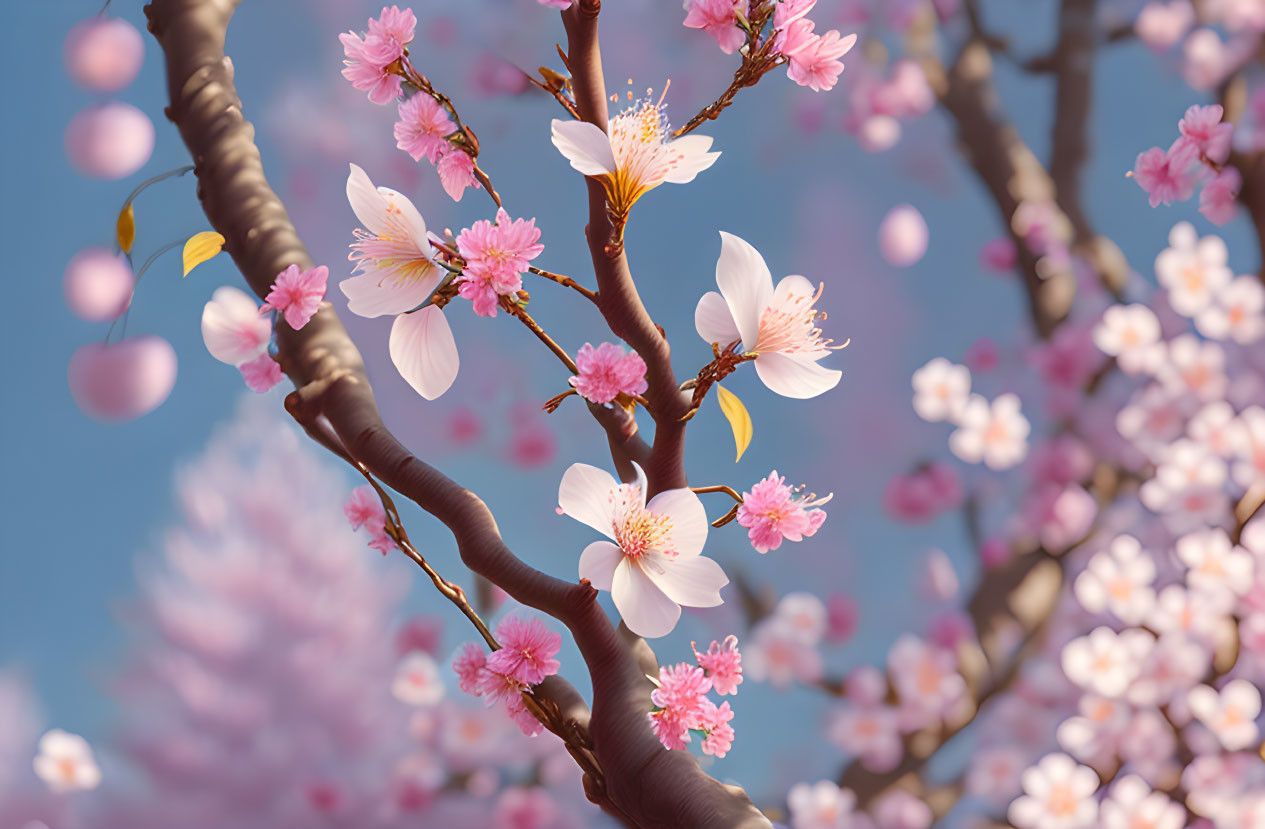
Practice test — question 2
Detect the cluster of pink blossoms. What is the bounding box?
[568,342,648,404]
[338,5,415,105]
[343,484,397,554]
[736,470,830,553]
[454,209,546,317]
[648,637,742,757]
[683,0,857,93]
[452,616,562,737]
[341,6,481,200]
[881,461,962,524]
[261,263,327,331]
[1132,104,1239,224]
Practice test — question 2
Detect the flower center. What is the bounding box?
[1046,783,1078,817]
[755,283,837,355]
[611,483,675,558]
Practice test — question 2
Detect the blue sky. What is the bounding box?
[2,0,1260,808]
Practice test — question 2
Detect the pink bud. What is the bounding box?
[826,593,859,643]
[64,17,145,92]
[65,102,155,180]
[68,335,177,422]
[878,204,928,267]
[928,610,972,649]
[63,247,134,321]
[964,337,1000,372]
[979,237,1017,272]
[979,537,1011,568]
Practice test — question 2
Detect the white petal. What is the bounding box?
[695,290,741,346]
[612,557,681,638]
[754,352,842,399]
[551,119,617,177]
[645,487,708,558]
[644,554,728,609]
[773,273,816,303]
[661,135,721,184]
[558,463,619,537]
[389,306,458,400]
[339,268,441,318]
[201,286,270,365]
[347,163,392,237]
[716,231,774,350]
[579,540,624,591]
[378,186,430,249]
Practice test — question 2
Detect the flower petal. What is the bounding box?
[695,290,742,346]
[612,557,681,638]
[754,352,841,399]
[550,119,617,177]
[339,268,440,319]
[716,231,774,351]
[661,135,721,184]
[579,540,624,591]
[389,306,458,400]
[378,186,431,251]
[201,286,270,365]
[558,463,619,537]
[773,273,816,303]
[645,487,708,558]
[644,554,728,609]
[347,163,391,237]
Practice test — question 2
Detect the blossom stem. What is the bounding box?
[525,71,581,120]
[104,238,185,344]
[711,504,741,528]
[673,26,782,137]
[501,298,580,374]
[691,484,743,503]
[120,164,195,211]
[355,463,501,651]
[528,266,599,303]
[544,388,578,413]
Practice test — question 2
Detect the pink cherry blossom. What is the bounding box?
[694,635,743,695]
[695,232,844,398]
[882,462,962,524]
[683,0,748,55]
[452,642,489,695]
[698,699,735,757]
[1179,104,1234,163]
[64,16,145,93]
[965,336,1001,372]
[493,786,558,829]
[568,342,648,404]
[69,336,177,423]
[201,285,272,366]
[559,463,727,638]
[261,264,327,330]
[537,0,572,7]
[339,6,416,104]
[736,470,830,553]
[436,147,480,201]
[344,485,395,554]
[33,729,101,793]
[238,352,282,393]
[65,101,154,180]
[1133,137,1200,207]
[63,247,134,321]
[878,204,929,267]
[394,94,456,163]
[826,593,859,643]
[1200,167,1241,226]
[485,616,562,686]
[1136,0,1196,51]
[979,237,1018,272]
[455,208,544,317]
[980,536,1011,568]
[787,27,859,93]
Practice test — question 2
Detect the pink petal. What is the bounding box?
[644,488,708,558]
[550,119,617,177]
[694,290,742,346]
[201,286,271,365]
[578,540,624,591]
[643,554,728,608]
[715,231,774,350]
[754,352,842,399]
[238,352,283,392]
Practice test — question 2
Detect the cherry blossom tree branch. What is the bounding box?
[1221,71,1265,278]
[561,1,694,498]
[146,0,766,824]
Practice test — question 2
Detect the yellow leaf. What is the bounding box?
[182,231,225,277]
[716,384,752,462]
[116,203,135,255]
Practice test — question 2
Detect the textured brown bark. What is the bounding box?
[143,0,769,825]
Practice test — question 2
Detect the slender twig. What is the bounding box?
[526,71,581,119]
[529,265,599,303]
[691,484,743,503]
[502,297,580,373]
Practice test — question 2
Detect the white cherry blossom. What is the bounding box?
[1073,534,1156,624]
[1155,221,1232,317]
[949,393,1030,470]
[33,729,101,793]
[1092,304,1163,375]
[1187,679,1261,750]
[1060,626,1153,697]
[911,357,971,423]
[1099,775,1184,829]
[1008,752,1099,829]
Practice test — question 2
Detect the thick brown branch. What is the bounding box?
[561,1,693,498]
[146,0,762,825]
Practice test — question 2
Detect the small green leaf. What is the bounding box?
[716,384,752,462]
